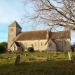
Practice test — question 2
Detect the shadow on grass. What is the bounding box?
[0,60,75,75]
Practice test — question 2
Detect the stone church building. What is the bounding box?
[8,21,71,52]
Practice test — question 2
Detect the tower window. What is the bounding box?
[11,28,13,31]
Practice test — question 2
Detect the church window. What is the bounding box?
[41,42,43,46]
[35,42,37,46]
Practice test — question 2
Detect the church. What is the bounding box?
[8,21,71,52]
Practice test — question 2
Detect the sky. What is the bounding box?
[0,0,44,42]
[0,0,75,44]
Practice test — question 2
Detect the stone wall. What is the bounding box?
[18,39,48,51]
[54,39,71,51]
[47,39,57,51]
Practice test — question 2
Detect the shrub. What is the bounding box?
[27,47,34,52]
[0,42,7,53]
[0,46,6,53]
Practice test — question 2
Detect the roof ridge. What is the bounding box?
[22,30,48,33]
[22,30,70,33]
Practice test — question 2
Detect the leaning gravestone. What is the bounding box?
[15,54,20,65]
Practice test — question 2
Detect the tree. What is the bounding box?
[0,42,7,53]
[23,0,75,61]
[23,0,75,31]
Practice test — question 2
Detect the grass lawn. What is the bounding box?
[0,52,75,75]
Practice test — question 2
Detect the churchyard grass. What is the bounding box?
[0,52,75,75]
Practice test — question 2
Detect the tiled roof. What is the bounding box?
[16,30,70,41]
[49,31,70,39]
[16,30,47,41]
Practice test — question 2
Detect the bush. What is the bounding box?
[0,46,6,53]
[27,47,34,52]
[0,42,7,53]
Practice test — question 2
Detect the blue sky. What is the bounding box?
[0,0,75,44]
[0,0,34,42]
[0,0,48,42]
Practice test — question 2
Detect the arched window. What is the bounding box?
[35,42,36,46]
[41,42,43,46]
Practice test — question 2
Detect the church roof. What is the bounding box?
[16,30,47,41]
[9,21,21,29]
[16,30,70,41]
[50,31,70,39]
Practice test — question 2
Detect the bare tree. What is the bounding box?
[23,0,75,30]
[23,0,75,60]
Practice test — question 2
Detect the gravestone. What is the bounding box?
[71,56,75,63]
[15,54,20,65]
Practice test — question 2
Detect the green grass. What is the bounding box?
[0,52,75,75]
[0,61,75,75]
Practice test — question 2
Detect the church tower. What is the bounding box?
[8,21,22,51]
